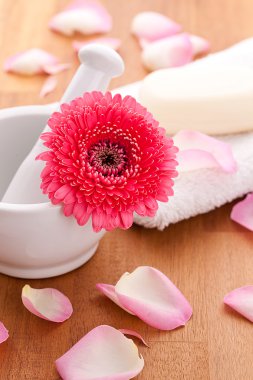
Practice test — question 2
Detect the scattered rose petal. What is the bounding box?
[96,283,133,313]
[44,62,71,75]
[73,37,121,53]
[119,329,149,347]
[224,286,253,322]
[0,322,9,344]
[21,284,73,322]
[174,130,237,173]
[96,266,192,330]
[138,38,150,50]
[55,325,144,380]
[131,11,181,47]
[137,31,210,57]
[49,0,112,36]
[231,193,253,231]
[40,76,58,98]
[4,49,69,76]
[188,34,210,56]
[141,33,193,71]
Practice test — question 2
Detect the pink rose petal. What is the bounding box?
[4,49,69,76]
[119,329,149,347]
[0,322,9,344]
[49,0,112,36]
[138,38,150,49]
[141,33,193,71]
[131,11,181,46]
[55,325,144,380]
[21,284,73,322]
[44,62,71,75]
[224,286,253,322]
[73,37,121,53]
[97,266,192,331]
[96,283,133,314]
[188,34,210,56]
[138,31,210,58]
[40,76,58,98]
[174,130,237,173]
[231,193,253,231]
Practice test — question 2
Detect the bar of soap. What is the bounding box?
[139,65,253,135]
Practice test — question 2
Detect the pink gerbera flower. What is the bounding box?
[37,92,178,232]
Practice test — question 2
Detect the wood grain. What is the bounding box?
[0,1,253,379]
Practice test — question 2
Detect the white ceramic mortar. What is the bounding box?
[0,104,107,279]
[0,44,125,279]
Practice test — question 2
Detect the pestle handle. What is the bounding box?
[2,45,124,204]
[61,44,124,102]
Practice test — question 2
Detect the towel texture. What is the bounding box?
[113,38,253,230]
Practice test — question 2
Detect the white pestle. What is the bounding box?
[2,44,124,204]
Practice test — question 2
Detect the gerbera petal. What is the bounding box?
[143,196,158,211]
[21,285,73,322]
[73,37,121,53]
[230,193,253,231]
[73,203,87,225]
[54,184,72,200]
[97,266,192,330]
[131,11,181,44]
[174,130,237,173]
[55,325,144,380]
[0,322,9,344]
[141,33,193,71]
[188,34,210,56]
[224,286,253,322]
[120,211,134,229]
[64,191,77,204]
[79,209,92,226]
[4,49,68,76]
[40,76,58,98]
[64,203,75,217]
[46,181,62,192]
[92,210,106,232]
[36,151,54,161]
[134,202,147,216]
[49,0,112,36]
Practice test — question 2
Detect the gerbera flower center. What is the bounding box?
[88,140,128,176]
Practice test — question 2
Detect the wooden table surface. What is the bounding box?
[1,1,253,379]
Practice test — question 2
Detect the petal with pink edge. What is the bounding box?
[173,130,237,173]
[188,34,210,56]
[55,325,144,380]
[40,76,57,98]
[97,266,192,330]
[96,283,134,314]
[119,329,149,347]
[139,33,210,56]
[49,0,112,36]
[44,63,71,75]
[73,37,121,53]
[0,322,9,344]
[224,286,253,322]
[21,284,73,322]
[231,193,253,231]
[131,11,181,45]
[4,49,69,76]
[141,33,193,71]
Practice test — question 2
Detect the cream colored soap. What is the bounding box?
[139,65,253,135]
